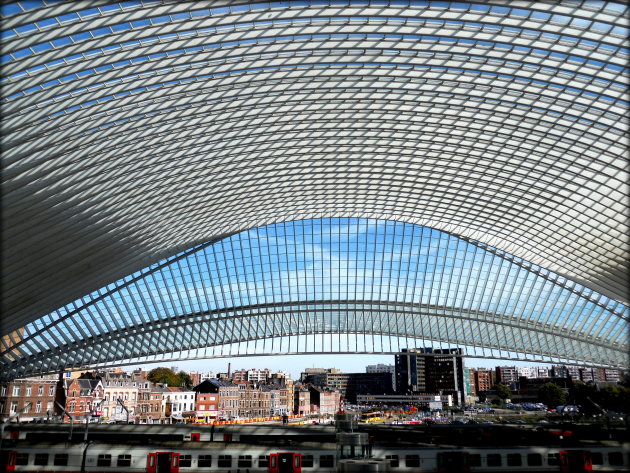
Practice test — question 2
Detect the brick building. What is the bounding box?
[194,379,239,420]
[294,385,311,416]
[496,366,519,390]
[236,381,271,418]
[65,378,104,419]
[308,385,340,415]
[262,385,292,417]
[135,378,163,424]
[194,380,221,422]
[0,377,58,422]
[473,368,493,393]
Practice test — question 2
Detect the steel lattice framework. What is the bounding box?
[1,1,629,380]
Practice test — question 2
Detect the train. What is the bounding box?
[2,439,629,472]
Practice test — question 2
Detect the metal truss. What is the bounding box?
[3,299,626,380]
[1,218,628,380]
[1,1,628,378]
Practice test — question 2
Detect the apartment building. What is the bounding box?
[0,377,58,422]
[163,386,197,422]
[235,381,272,418]
[307,385,340,415]
[194,379,240,420]
[294,385,311,416]
[65,378,104,419]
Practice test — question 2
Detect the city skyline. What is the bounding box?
[136,353,565,381]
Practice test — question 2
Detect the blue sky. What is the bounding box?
[32,217,625,375]
[144,354,541,380]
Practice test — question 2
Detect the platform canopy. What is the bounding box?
[1,1,628,380]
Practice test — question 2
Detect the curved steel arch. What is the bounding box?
[1,218,627,380]
[1,1,629,377]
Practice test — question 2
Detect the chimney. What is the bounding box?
[228,363,231,378]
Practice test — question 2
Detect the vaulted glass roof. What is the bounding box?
[2,218,628,379]
[1,1,628,379]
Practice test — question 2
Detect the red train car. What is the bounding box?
[559,450,593,473]
[2,450,17,473]
[269,452,302,473]
[146,452,180,473]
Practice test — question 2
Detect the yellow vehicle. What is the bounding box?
[360,411,382,423]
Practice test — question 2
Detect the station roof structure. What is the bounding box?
[1,0,628,380]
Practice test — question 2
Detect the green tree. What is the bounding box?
[147,367,194,389]
[570,382,598,416]
[177,371,194,390]
[495,383,511,400]
[147,367,179,387]
[538,382,567,408]
[599,385,630,413]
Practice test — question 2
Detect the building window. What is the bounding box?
[26,386,32,396]
[36,401,42,413]
[34,453,49,465]
[217,455,231,467]
[117,454,132,467]
[0,386,6,396]
[46,401,53,411]
[238,455,252,467]
[12,386,20,396]
[97,454,111,467]
[38,386,44,396]
[54,453,69,466]
[10,401,18,413]
[199,455,213,467]
[49,386,55,396]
